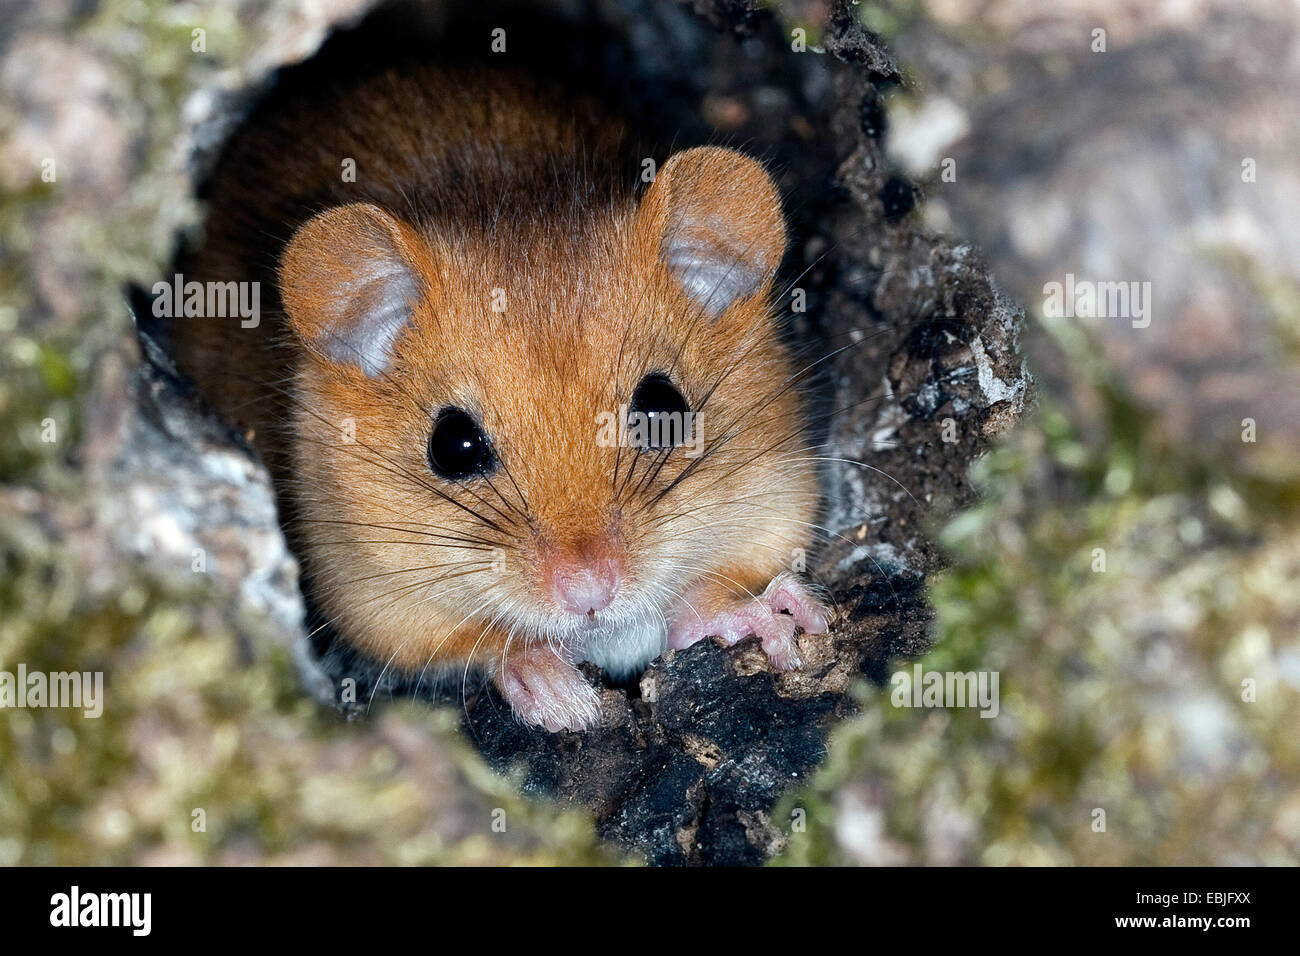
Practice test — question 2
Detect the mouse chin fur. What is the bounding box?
[574,616,669,679]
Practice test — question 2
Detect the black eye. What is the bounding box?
[427,407,496,480]
[629,373,691,450]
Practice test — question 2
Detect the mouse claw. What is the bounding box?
[765,571,830,636]
[494,644,602,733]
[668,571,830,672]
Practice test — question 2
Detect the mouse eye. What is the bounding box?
[427,407,496,480]
[629,373,691,450]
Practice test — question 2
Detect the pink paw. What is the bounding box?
[494,645,602,733]
[668,572,830,671]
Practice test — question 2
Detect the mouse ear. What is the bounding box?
[279,203,424,377]
[638,146,787,317]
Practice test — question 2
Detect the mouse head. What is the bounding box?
[278,146,819,669]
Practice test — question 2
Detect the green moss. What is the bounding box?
[855,1,922,41]
[777,334,1300,864]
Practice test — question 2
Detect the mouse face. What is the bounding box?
[279,146,821,712]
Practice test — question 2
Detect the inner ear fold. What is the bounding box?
[640,146,787,317]
[279,203,424,377]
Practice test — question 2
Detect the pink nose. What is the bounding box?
[551,560,619,616]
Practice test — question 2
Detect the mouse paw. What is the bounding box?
[494,644,602,733]
[668,572,830,671]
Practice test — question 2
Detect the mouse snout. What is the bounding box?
[549,556,620,617]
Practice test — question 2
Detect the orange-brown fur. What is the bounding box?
[172,64,820,727]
